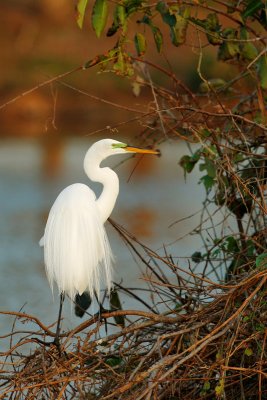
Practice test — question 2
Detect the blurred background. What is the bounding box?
[0,0,205,337]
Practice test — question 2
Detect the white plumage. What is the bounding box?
[40,138,158,303]
[40,183,112,300]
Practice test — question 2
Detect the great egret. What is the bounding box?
[40,138,158,340]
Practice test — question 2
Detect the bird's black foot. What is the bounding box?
[74,292,92,317]
[32,337,64,355]
[53,336,61,352]
[74,291,109,331]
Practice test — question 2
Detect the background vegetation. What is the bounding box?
[0,0,267,398]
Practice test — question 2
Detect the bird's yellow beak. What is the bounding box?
[125,146,160,155]
[112,141,160,155]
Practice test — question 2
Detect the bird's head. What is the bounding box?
[93,138,160,157]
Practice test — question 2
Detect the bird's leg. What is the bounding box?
[94,291,109,333]
[53,292,65,349]
[99,302,107,316]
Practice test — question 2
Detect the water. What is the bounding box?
[0,138,204,339]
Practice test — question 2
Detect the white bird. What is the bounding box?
[40,138,158,314]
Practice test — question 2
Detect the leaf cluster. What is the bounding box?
[76,0,266,84]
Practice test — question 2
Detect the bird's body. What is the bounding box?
[41,183,112,300]
[40,139,158,305]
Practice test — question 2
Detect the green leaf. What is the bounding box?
[191,251,203,263]
[134,33,147,56]
[152,26,163,53]
[116,4,126,25]
[105,356,123,367]
[76,0,89,29]
[215,379,224,396]
[202,380,211,391]
[179,149,201,174]
[205,13,222,45]
[246,240,255,257]
[244,347,253,356]
[201,129,212,138]
[199,158,216,178]
[113,50,125,74]
[218,28,240,61]
[190,14,222,45]
[92,0,108,38]
[205,159,216,178]
[138,14,150,25]
[126,61,134,76]
[155,1,165,13]
[242,0,264,20]
[125,0,143,16]
[191,149,201,161]
[205,13,219,30]
[258,55,267,89]
[256,253,267,268]
[225,236,239,253]
[179,155,198,173]
[199,78,227,93]
[189,17,205,30]
[138,16,163,53]
[156,4,189,46]
[227,1,237,14]
[200,175,215,192]
[156,1,176,27]
[240,27,258,61]
[171,7,190,46]
[107,5,127,37]
[170,16,185,46]
[256,323,265,332]
[113,49,134,77]
[218,42,239,61]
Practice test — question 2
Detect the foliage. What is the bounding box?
[2,0,267,398]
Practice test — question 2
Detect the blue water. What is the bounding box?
[0,138,204,342]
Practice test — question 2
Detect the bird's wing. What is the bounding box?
[42,183,113,300]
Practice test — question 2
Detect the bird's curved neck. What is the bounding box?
[84,150,119,223]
